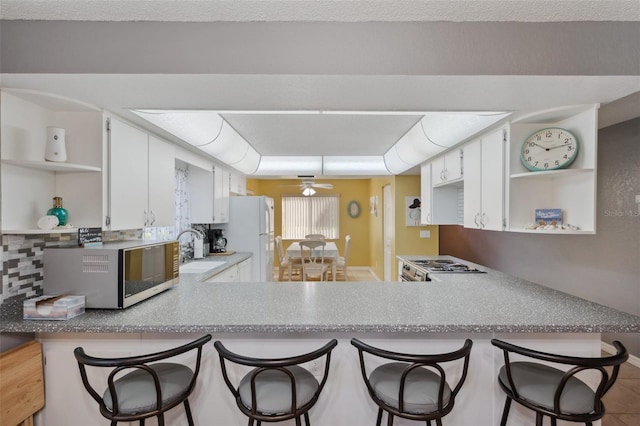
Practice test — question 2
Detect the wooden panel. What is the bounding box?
[0,341,45,426]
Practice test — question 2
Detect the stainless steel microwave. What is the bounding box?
[44,240,179,309]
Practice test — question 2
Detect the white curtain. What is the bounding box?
[175,166,191,235]
[282,195,339,239]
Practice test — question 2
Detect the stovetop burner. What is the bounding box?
[410,259,484,273]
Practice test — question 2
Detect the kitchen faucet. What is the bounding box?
[177,229,206,262]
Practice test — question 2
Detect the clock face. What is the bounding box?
[520,127,579,171]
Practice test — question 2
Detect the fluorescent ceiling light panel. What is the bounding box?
[383,147,414,174]
[322,156,390,175]
[132,110,224,146]
[394,123,443,164]
[255,156,323,176]
[420,112,511,147]
[228,146,261,175]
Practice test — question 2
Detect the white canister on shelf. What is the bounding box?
[45,127,67,162]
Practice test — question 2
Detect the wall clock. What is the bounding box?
[520,127,579,171]
[347,200,361,218]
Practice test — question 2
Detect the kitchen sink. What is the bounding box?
[179,260,227,273]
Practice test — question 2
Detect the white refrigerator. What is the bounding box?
[225,196,275,281]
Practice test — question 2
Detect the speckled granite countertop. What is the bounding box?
[1,256,638,334]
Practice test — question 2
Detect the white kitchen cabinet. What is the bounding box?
[431,148,463,186]
[229,171,247,195]
[420,161,461,226]
[237,258,252,281]
[107,117,175,230]
[507,105,598,234]
[420,162,433,224]
[205,264,238,282]
[213,165,230,223]
[188,165,215,223]
[463,127,507,231]
[0,90,104,232]
[147,135,176,227]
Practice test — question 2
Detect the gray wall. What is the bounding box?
[440,117,640,355]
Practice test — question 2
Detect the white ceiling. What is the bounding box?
[1,1,639,176]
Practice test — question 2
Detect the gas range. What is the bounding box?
[400,259,485,281]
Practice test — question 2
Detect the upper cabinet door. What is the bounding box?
[463,129,506,231]
[188,166,215,223]
[108,117,148,230]
[463,139,482,228]
[420,162,432,224]
[479,128,505,231]
[148,135,175,227]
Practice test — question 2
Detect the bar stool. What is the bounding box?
[491,339,628,426]
[214,339,338,425]
[351,338,473,426]
[74,334,212,426]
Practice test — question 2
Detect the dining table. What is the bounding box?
[285,241,339,281]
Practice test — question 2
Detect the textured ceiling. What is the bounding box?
[1,0,639,22]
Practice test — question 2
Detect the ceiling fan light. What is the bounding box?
[302,187,316,196]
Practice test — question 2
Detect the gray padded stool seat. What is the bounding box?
[214,339,338,426]
[370,362,452,415]
[238,365,319,414]
[103,363,194,415]
[74,334,211,426]
[491,339,628,426]
[351,338,473,426]
[497,362,595,415]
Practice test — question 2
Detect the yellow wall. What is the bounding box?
[394,175,439,265]
[247,176,439,279]
[366,176,439,280]
[247,179,371,267]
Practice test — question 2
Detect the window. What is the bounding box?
[282,195,339,239]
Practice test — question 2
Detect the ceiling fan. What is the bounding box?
[283,176,334,196]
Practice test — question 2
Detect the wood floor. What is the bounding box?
[273,268,639,425]
[602,357,640,426]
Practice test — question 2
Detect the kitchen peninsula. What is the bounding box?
[2,256,638,426]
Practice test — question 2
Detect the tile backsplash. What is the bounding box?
[0,227,174,304]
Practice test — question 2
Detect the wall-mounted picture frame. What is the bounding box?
[347,200,361,218]
[369,196,378,216]
[406,196,421,226]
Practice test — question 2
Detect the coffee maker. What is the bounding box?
[210,229,227,253]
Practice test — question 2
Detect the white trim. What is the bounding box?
[601,341,640,368]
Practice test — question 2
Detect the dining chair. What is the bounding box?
[304,234,325,240]
[214,339,338,425]
[351,338,473,426]
[491,339,628,426]
[299,239,330,281]
[334,235,351,281]
[275,236,302,281]
[74,334,212,426]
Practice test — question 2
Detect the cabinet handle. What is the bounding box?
[427,213,431,224]
[443,168,448,181]
[150,210,156,226]
[440,170,445,182]
[481,213,487,228]
[143,210,148,227]
[474,213,481,228]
